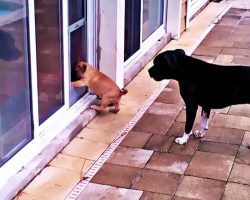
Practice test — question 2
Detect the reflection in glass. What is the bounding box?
[35,0,64,124]
[142,0,164,41]
[0,1,33,166]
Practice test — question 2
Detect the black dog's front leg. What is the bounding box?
[185,103,198,133]
[175,103,198,145]
[194,107,211,138]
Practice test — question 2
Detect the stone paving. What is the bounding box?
[78,7,250,200]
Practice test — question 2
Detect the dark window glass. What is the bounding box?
[69,0,88,106]
[69,26,87,106]
[124,0,141,61]
[69,0,85,24]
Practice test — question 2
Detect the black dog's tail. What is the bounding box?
[120,88,128,96]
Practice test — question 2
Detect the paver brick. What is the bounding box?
[140,192,172,200]
[132,169,182,195]
[235,146,250,164]
[145,152,191,174]
[198,141,239,156]
[223,182,250,200]
[229,162,250,185]
[186,151,234,181]
[176,176,225,200]
[120,131,152,148]
[144,134,174,152]
[107,146,153,168]
[91,163,141,188]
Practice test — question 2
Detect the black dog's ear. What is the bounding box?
[174,49,186,56]
[163,49,185,70]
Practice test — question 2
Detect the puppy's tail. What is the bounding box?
[120,88,128,96]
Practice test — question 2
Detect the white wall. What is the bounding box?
[98,0,125,88]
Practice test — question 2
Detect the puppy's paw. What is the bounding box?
[109,108,119,113]
[90,105,102,112]
[175,132,192,145]
[193,129,207,138]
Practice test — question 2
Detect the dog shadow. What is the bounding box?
[0,29,21,61]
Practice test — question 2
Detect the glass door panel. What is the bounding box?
[69,0,85,24]
[69,0,88,106]
[142,0,164,41]
[34,0,64,124]
[0,0,33,166]
[124,0,141,61]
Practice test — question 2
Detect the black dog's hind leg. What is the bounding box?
[194,107,211,138]
[175,103,198,145]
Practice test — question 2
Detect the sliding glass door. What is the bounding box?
[34,0,64,124]
[0,0,33,166]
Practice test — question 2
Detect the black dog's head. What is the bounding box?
[148,49,186,81]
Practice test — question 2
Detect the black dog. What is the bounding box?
[148,49,250,144]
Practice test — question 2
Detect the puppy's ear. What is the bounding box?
[78,62,87,74]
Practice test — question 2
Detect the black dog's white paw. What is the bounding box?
[175,132,192,145]
[193,129,207,138]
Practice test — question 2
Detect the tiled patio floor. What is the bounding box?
[78,7,250,200]
[14,2,250,200]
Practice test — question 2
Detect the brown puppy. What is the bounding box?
[71,61,128,113]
